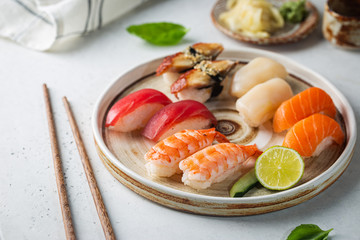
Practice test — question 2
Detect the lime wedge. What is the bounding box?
[255,146,304,190]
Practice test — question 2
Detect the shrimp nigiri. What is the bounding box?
[273,87,337,133]
[283,113,344,157]
[145,128,229,177]
[179,143,261,190]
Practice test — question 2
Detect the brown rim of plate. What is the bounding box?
[211,0,319,45]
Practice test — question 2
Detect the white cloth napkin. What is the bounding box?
[0,0,145,51]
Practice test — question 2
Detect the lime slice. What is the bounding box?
[255,146,304,190]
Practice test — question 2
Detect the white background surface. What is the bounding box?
[1,0,359,239]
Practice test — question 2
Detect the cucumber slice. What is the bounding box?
[230,169,258,197]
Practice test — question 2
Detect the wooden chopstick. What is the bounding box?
[62,97,116,240]
[42,84,76,240]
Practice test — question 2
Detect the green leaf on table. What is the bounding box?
[287,224,333,240]
[126,22,189,46]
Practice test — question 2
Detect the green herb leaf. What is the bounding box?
[287,224,333,240]
[126,22,189,46]
[280,0,308,24]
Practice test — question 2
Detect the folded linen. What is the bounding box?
[0,0,144,51]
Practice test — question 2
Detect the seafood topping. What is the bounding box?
[170,60,236,103]
[236,78,293,127]
[179,143,262,190]
[184,42,224,62]
[282,113,344,157]
[273,87,337,133]
[142,100,217,142]
[145,128,229,177]
[156,42,224,76]
[195,60,236,82]
[105,88,172,132]
[231,57,288,98]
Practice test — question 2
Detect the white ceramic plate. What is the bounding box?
[92,48,356,216]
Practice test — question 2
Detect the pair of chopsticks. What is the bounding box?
[43,84,115,240]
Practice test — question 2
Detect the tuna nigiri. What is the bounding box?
[179,143,261,190]
[142,100,217,142]
[145,128,229,177]
[283,113,344,157]
[236,78,293,127]
[273,87,337,133]
[105,88,172,132]
[230,57,288,98]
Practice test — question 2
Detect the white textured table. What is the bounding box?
[1,0,359,239]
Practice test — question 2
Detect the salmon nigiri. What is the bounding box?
[145,128,229,177]
[273,87,336,133]
[283,114,344,157]
[179,143,262,190]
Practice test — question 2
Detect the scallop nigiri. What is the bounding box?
[230,57,288,98]
[236,78,293,127]
[283,113,344,157]
[142,100,217,142]
[145,128,229,177]
[105,89,172,132]
[179,143,262,190]
[273,87,337,133]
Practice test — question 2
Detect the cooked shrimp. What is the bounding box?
[179,143,261,189]
[145,128,229,177]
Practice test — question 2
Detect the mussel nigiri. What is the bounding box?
[105,88,172,132]
[231,57,288,98]
[236,78,293,127]
[145,128,229,177]
[142,100,217,142]
[179,143,261,190]
[273,87,337,133]
[282,113,344,157]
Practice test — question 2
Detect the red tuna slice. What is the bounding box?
[142,100,217,142]
[105,88,172,132]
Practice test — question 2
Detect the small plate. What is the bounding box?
[92,48,356,216]
[211,0,319,45]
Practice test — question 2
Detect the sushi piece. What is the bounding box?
[156,52,194,76]
[283,113,344,157]
[273,87,337,133]
[142,100,217,142]
[156,42,224,77]
[171,69,213,103]
[105,88,172,132]
[230,57,288,98]
[236,78,293,127]
[179,143,262,190]
[170,60,236,103]
[145,128,229,177]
